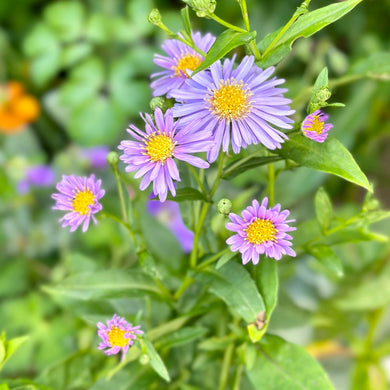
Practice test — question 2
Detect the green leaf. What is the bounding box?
[0,334,29,372]
[43,270,162,301]
[349,52,390,81]
[60,42,92,68]
[308,67,330,113]
[164,187,207,202]
[180,6,192,37]
[156,327,207,350]
[222,156,282,180]
[248,259,279,342]
[275,135,372,191]
[197,261,265,323]
[246,334,335,390]
[315,187,333,231]
[192,30,257,75]
[143,338,171,382]
[334,261,390,311]
[215,251,237,269]
[257,0,363,67]
[307,245,343,277]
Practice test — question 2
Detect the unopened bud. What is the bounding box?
[148,8,162,25]
[106,151,119,167]
[150,97,166,112]
[183,0,216,17]
[218,198,232,216]
[316,87,331,103]
[140,354,150,365]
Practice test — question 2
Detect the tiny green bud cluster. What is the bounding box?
[218,198,232,216]
[148,8,162,25]
[150,97,167,112]
[183,0,216,17]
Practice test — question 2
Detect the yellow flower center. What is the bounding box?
[145,133,175,164]
[107,326,130,348]
[309,115,324,134]
[72,190,95,215]
[206,78,253,121]
[245,218,277,245]
[173,52,203,77]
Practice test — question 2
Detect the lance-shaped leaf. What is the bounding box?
[246,335,335,389]
[307,245,343,277]
[192,30,256,75]
[197,261,265,323]
[257,0,363,67]
[144,338,171,382]
[275,135,372,191]
[43,270,162,300]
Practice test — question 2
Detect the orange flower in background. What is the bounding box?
[0,81,40,134]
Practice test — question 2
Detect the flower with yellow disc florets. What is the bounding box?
[97,314,143,361]
[301,109,333,143]
[226,197,296,264]
[52,174,105,232]
[118,107,213,202]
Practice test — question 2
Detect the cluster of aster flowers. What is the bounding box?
[49,29,336,360]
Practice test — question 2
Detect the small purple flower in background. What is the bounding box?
[97,314,143,361]
[79,146,110,169]
[151,32,215,97]
[226,197,296,264]
[17,164,55,194]
[147,199,194,252]
[171,55,294,163]
[51,174,105,232]
[301,110,333,143]
[118,107,213,202]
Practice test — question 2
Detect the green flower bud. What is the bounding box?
[139,354,150,365]
[218,198,232,216]
[316,87,331,103]
[150,97,166,112]
[148,8,162,26]
[183,0,216,17]
[106,151,119,167]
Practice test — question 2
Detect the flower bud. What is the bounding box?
[316,87,331,104]
[217,198,232,216]
[148,8,162,26]
[140,354,150,365]
[106,151,119,167]
[183,0,216,17]
[150,97,166,112]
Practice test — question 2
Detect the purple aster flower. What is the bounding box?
[147,199,194,252]
[17,164,55,194]
[301,110,333,142]
[226,197,296,264]
[79,146,110,169]
[171,55,295,163]
[151,32,215,98]
[97,314,143,361]
[51,174,105,232]
[118,107,213,202]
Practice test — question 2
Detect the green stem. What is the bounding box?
[210,13,247,33]
[112,166,128,224]
[210,153,225,199]
[173,274,194,300]
[190,202,210,268]
[363,308,384,353]
[218,343,234,390]
[261,0,310,59]
[238,0,261,60]
[232,364,244,390]
[188,165,208,197]
[268,162,275,206]
[196,248,230,271]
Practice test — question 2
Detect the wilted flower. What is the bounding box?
[172,55,294,163]
[97,314,143,361]
[226,197,296,264]
[301,110,333,143]
[150,32,215,98]
[17,164,55,194]
[118,107,213,202]
[147,198,194,252]
[0,81,40,134]
[51,174,105,232]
